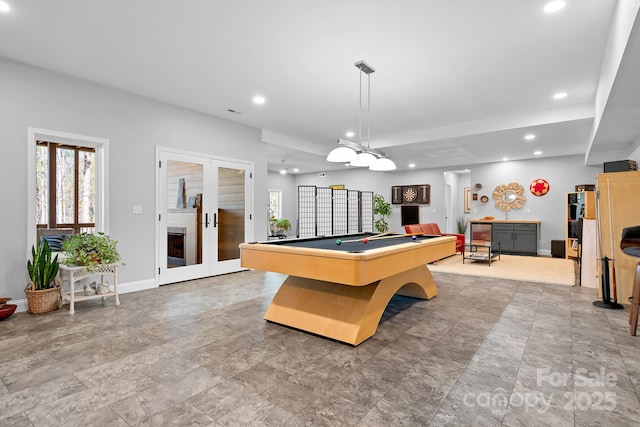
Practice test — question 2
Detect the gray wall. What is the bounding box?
[469,156,602,252]
[629,145,640,164]
[292,167,463,235]
[0,57,268,301]
[281,155,603,254]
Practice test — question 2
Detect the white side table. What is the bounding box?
[59,263,120,315]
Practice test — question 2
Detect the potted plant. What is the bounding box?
[25,238,61,314]
[63,232,121,271]
[270,217,291,238]
[456,217,468,234]
[373,194,392,233]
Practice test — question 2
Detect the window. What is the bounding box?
[36,141,96,233]
[268,190,282,220]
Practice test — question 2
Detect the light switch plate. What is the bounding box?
[133,205,142,215]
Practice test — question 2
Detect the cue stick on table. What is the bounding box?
[340,232,424,243]
[368,233,417,240]
[340,232,392,243]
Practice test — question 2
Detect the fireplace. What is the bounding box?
[167,226,187,267]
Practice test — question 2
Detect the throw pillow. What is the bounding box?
[42,235,66,252]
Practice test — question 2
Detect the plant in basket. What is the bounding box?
[25,238,61,314]
[62,232,121,271]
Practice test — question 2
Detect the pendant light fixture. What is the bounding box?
[326,61,396,171]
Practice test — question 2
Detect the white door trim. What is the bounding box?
[155,146,254,286]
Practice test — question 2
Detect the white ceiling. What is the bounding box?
[1,0,638,174]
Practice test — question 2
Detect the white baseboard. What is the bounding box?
[12,278,157,313]
[118,278,157,294]
[12,299,29,313]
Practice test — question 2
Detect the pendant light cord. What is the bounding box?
[358,69,363,145]
[367,71,371,149]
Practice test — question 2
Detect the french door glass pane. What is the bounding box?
[56,148,75,224]
[78,151,96,223]
[218,167,245,261]
[166,160,203,268]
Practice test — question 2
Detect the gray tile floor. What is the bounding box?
[2,270,640,426]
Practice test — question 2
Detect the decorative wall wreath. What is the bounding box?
[492,182,526,211]
[529,178,550,196]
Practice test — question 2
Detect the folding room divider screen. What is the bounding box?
[297,185,374,238]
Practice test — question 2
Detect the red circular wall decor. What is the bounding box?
[530,178,550,196]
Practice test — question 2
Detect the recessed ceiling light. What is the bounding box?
[409,163,416,168]
[292,168,299,173]
[253,95,266,105]
[279,169,286,175]
[534,151,543,156]
[524,134,536,140]
[544,1,566,13]
[502,157,509,162]
[344,163,350,167]
[345,131,355,138]
[553,92,567,100]
[0,1,10,12]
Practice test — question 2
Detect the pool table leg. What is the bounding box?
[264,264,438,345]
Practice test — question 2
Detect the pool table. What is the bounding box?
[240,233,456,345]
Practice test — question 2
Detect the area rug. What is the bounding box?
[428,254,575,286]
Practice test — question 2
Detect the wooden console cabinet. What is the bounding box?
[470,220,540,256]
[492,223,538,255]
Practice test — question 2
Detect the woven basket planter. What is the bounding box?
[25,282,60,314]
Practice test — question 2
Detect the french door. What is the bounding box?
[157,149,252,285]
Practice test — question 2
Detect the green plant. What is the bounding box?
[456,217,468,234]
[373,194,392,233]
[63,232,121,271]
[27,239,60,290]
[274,218,291,231]
[270,217,291,237]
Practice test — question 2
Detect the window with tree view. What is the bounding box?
[36,141,96,233]
[268,190,282,221]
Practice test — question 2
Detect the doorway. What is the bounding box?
[443,169,471,234]
[156,149,252,285]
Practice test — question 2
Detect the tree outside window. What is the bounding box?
[268,190,282,221]
[36,141,95,233]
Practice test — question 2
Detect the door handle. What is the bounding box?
[205,213,210,228]
[213,213,217,228]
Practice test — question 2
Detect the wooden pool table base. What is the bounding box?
[264,264,438,346]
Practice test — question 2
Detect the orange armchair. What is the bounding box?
[404,223,465,253]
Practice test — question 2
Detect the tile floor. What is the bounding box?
[1,270,640,426]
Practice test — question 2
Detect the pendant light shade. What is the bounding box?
[326,60,396,171]
[369,157,397,171]
[327,145,358,162]
[350,152,377,167]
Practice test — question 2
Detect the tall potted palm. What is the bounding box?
[373,194,392,233]
[25,238,61,314]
